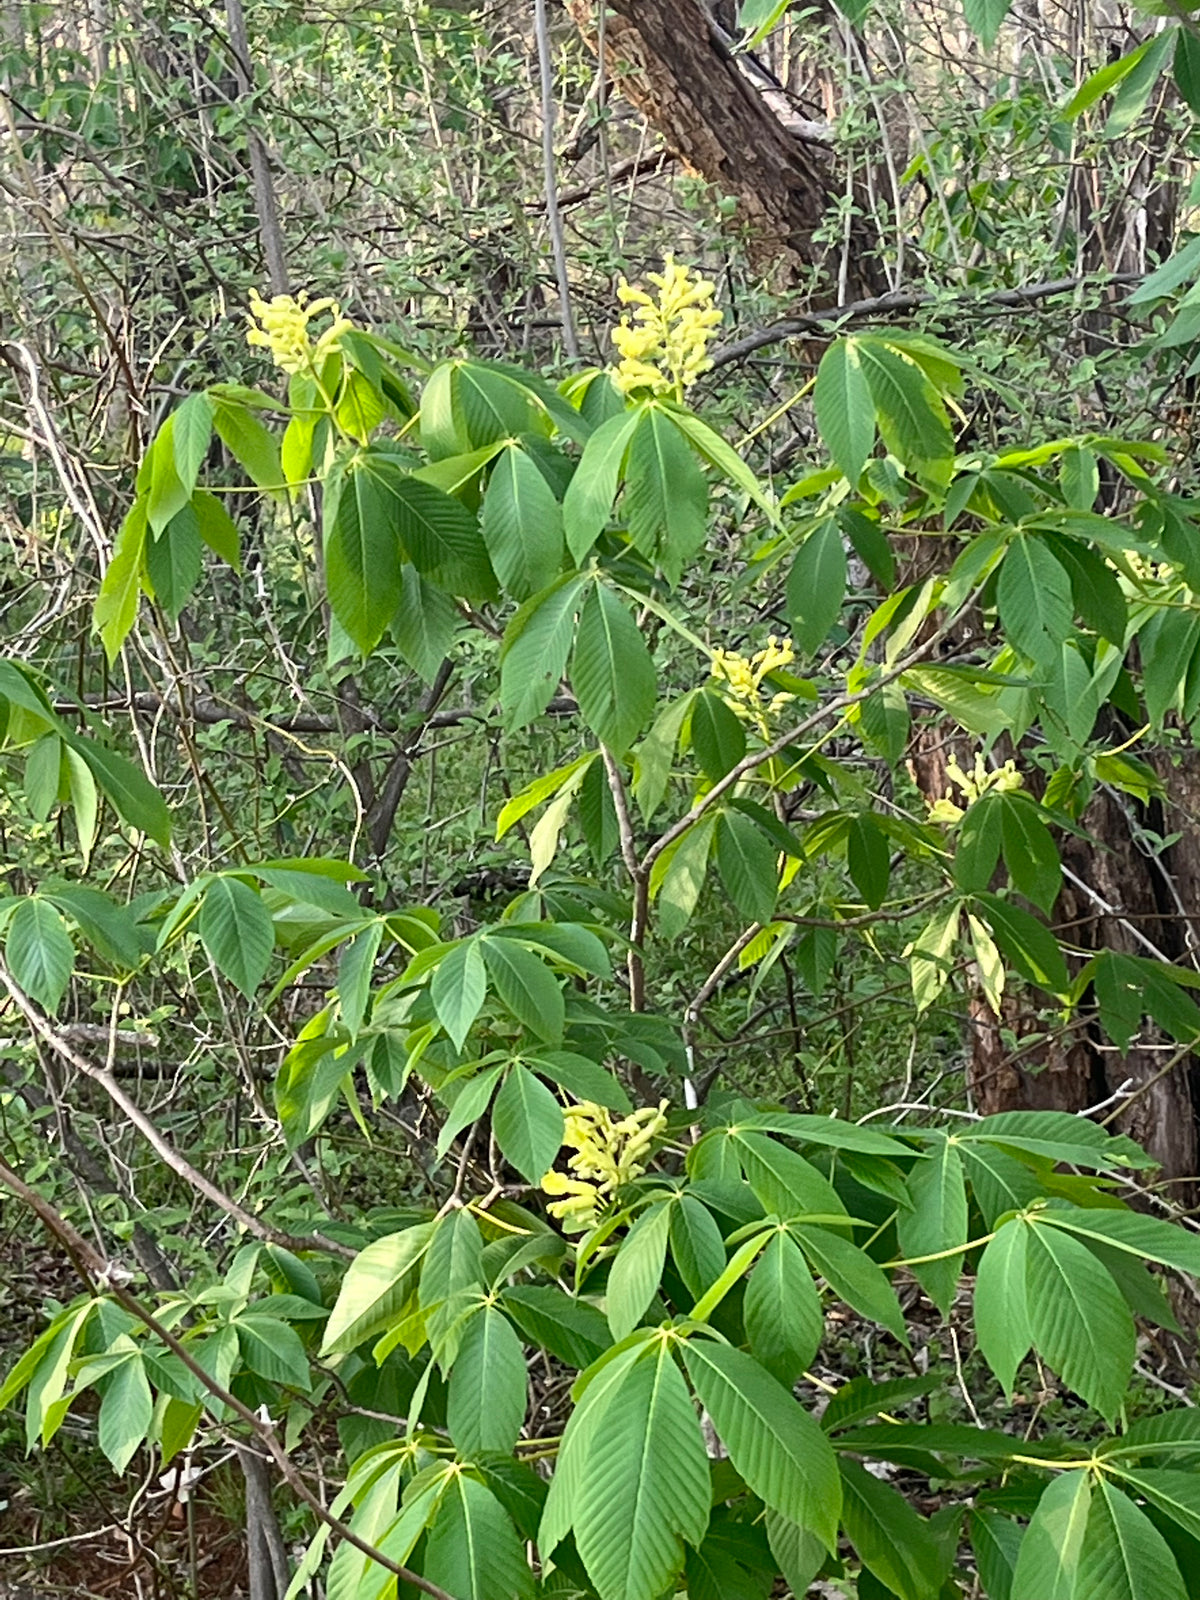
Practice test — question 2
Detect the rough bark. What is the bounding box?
[564,0,881,294]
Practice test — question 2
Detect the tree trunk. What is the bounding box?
[564,0,882,295]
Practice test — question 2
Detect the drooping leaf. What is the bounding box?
[321,1224,436,1355]
[744,1229,823,1386]
[480,937,564,1043]
[607,1201,672,1340]
[896,1134,968,1317]
[431,940,488,1051]
[840,1458,945,1600]
[6,898,74,1012]
[624,406,709,583]
[1025,1217,1134,1422]
[787,519,846,657]
[715,809,778,926]
[482,444,565,600]
[973,1219,1032,1396]
[814,340,875,485]
[996,536,1073,666]
[1011,1470,1091,1600]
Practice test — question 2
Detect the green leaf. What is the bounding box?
[95,500,148,662]
[665,405,779,525]
[193,490,241,569]
[482,444,564,600]
[787,518,847,657]
[97,1353,153,1474]
[493,1062,563,1183]
[503,1284,609,1370]
[895,1135,968,1317]
[326,453,404,654]
[974,892,1069,995]
[973,1219,1031,1396]
[716,809,778,926]
[66,734,170,846]
[500,574,586,729]
[963,0,1012,47]
[744,1229,823,1385]
[199,876,274,997]
[528,1050,631,1112]
[681,1340,840,1550]
[1026,1216,1134,1422]
[656,816,716,940]
[690,691,746,782]
[840,1458,944,1600]
[145,503,202,622]
[1076,1477,1187,1600]
[424,1472,533,1600]
[573,1340,711,1600]
[447,1306,528,1457]
[571,582,657,753]
[814,340,875,485]
[966,1108,1153,1170]
[765,1508,826,1596]
[794,1225,908,1344]
[847,812,891,910]
[732,1129,846,1221]
[1066,38,1161,120]
[1111,1469,1200,1545]
[320,1226,434,1355]
[669,1194,727,1301]
[1012,1470,1091,1600]
[625,408,709,584]
[1045,535,1126,645]
[607,1201,671,1340]
[855,337,954,477]
[172,393,213,494]
[971,1509,1023,1600]
[145,417,190,535]
[212,399,282,493]
[235,1315,312,1389]
[437,1064,506,1157]
[1038,1206,1200,1279]
[1175,28,1200,116]
[1104,29,1173,138]
[996,537,1073,666]
[563,409,641,563]
[6,899,74,1012]
[391,563,457,683]
[1140,605,1200,729]
[24,733,61,823]
[337,922,383,1039]
[431,940,488,1051]
[481,937,564,1043]
[996,793,1061,915]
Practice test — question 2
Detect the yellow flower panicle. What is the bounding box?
[710,634,797,736]
[540,1100,668,1229]
[245,289,353,376]
[927,751,1023,824]
[611,256,723,397]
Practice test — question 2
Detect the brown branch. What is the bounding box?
[0,963,354,1260]
[709,272,1148,368]
[0,1158,455,1600]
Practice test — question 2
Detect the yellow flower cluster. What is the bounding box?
[928,752,1023,824]
[611,256,723,397]
[710,635,797,736]
[245,289,353,376]
[541,1100,668,1229]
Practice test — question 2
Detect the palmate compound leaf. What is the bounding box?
[681,1339,840,1551]
[572,1337,711,1600]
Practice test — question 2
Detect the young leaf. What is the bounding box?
[482,444,564,600]
[973,1218,1031,1396]
[172,392,213,494]
[744,1229,823,1386]
[95,500,148,663]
